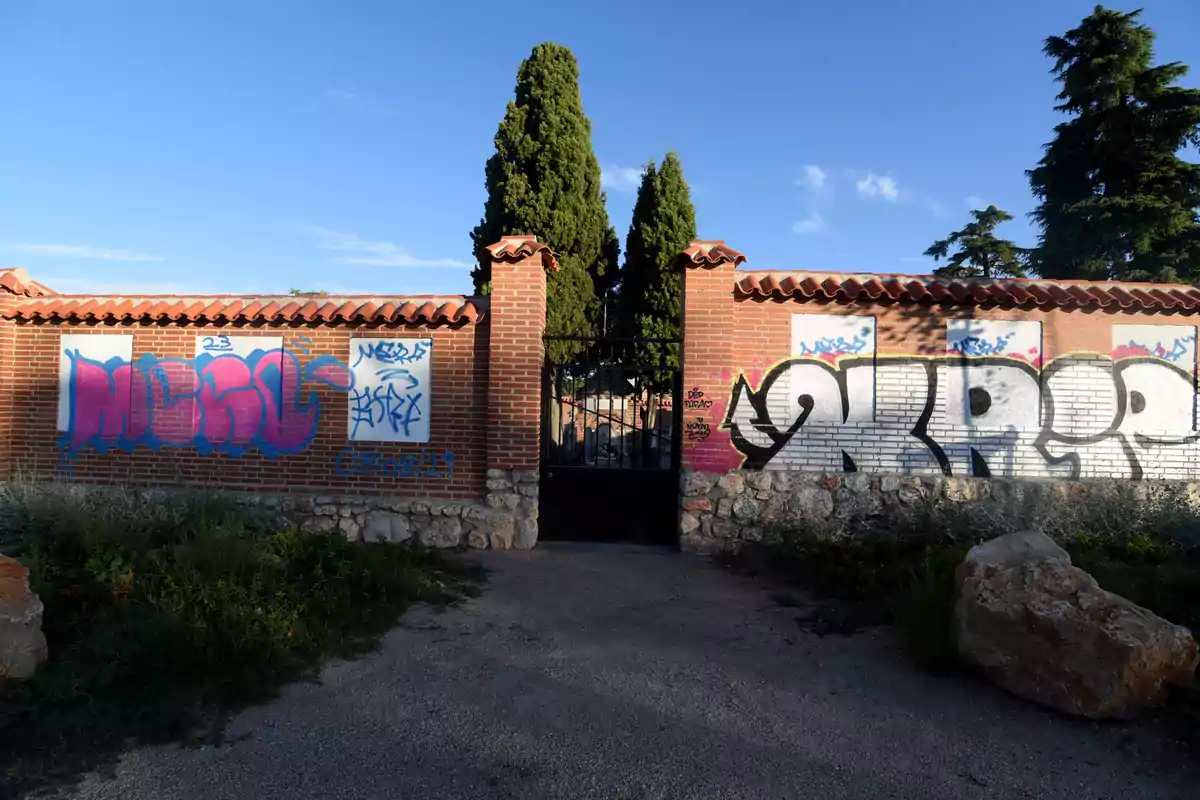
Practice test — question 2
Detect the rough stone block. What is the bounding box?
[744,471,772,492]
[514,518,538,550]
[338,516,361,542]
[681,471,714,497]
[0,556,48,680]
[679,512,700,534]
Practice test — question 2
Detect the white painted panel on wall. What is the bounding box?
[944,320,1042,428]
[1113,324,1197,434]
[946,318,1042,365]
[194,334,283,358]
[1112,325,1197,368]
[791,314,876,360]
[790,314,875,422]
[57,334,134,431]
[347,338,432,443]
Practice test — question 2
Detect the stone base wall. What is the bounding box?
[678,468,1200,555]
[282,468,539,549]
[37,470,540,551]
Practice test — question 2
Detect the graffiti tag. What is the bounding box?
[334,447,455,480]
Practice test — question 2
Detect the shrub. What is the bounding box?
[0,482,480,793]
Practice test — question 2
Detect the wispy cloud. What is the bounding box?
[6,243,164,262]
[324,88,397,117]
[600,166,643,193]
[927,200,949,219]
[791,211,826,236]
[855,172,900,202]
[38,276,221,294]
[302,225,470,268]
[965,195,988,209]
[797,165,827,191]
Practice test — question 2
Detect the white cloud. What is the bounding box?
[798,165,827,190]
[791,211,826,235]
[38,276,222,294]
[855,172,899,202]
[600,166,643,192]
[6,243,164,262]
[928,201,949,218]
[302,225,471,268]
[965,195,988,209]
[324,88,397,117]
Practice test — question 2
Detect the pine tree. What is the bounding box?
[924,206,1027,279]
[1027,6,1200,282]
[469,43,619,353]
[617,152,697,365]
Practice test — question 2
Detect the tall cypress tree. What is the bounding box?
[1027,6,1200,282]
[617,152,697,364]
[924,206,1027,278]
[469,43,619,353]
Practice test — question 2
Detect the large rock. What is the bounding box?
[956,532,1198,719]
[0,555,48,680]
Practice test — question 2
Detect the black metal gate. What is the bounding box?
[539,336,682,546]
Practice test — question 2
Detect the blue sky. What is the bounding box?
[2,1,1198,297]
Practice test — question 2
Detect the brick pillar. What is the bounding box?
[678,241,745,473]
[482,236,557,549]
[0,270,38,482]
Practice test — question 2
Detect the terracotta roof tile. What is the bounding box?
[0,268,55,297]
[678,240,748,269]
[484,236,560,272]
[733,271,1200,312]
[9,294,488,325]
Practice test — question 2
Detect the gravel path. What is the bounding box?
[69,543,1196,799]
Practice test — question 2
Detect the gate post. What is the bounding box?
[483,236,558,549]
[677,241,746,475]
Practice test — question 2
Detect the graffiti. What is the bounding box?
[349,338,432,443]
[947,319,1041,366]
[200,334,234,352]
[352,340,430,368]
[716,316,1200,480]
[684,418,711,442]
[58,335,354,459]
[333,447,455,480]
[683,387,713,410]
[1112,324,1197,365]
[724,351,1200,481]
[792,315,876,365]
[948,333,1014,357]
[797,335,870,358]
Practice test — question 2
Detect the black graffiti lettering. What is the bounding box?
[726,353,1200,480]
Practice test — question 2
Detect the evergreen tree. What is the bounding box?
[469,43,618,352]
[1027,6,1200,282]
[617,152,697,364]
[924,206,1027,279]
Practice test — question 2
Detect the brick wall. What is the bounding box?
[2,320,488,498]
[0,239,554,513]
[679,245,1200,483]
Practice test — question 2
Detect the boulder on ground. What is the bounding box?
[955,531,1198,719]
[0,554,48,680]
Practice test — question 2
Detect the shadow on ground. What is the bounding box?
[68,543,1198,800]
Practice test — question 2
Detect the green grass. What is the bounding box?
[0,482,482,795]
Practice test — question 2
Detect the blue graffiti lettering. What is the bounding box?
[352,340,430,368]
[949,332,1016,357]
[200,335,234,352]
[797,334,869,357]
[350,384,423,438]
[333,447,455,480]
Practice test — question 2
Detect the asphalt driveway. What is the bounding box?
[70,543,1196,799]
